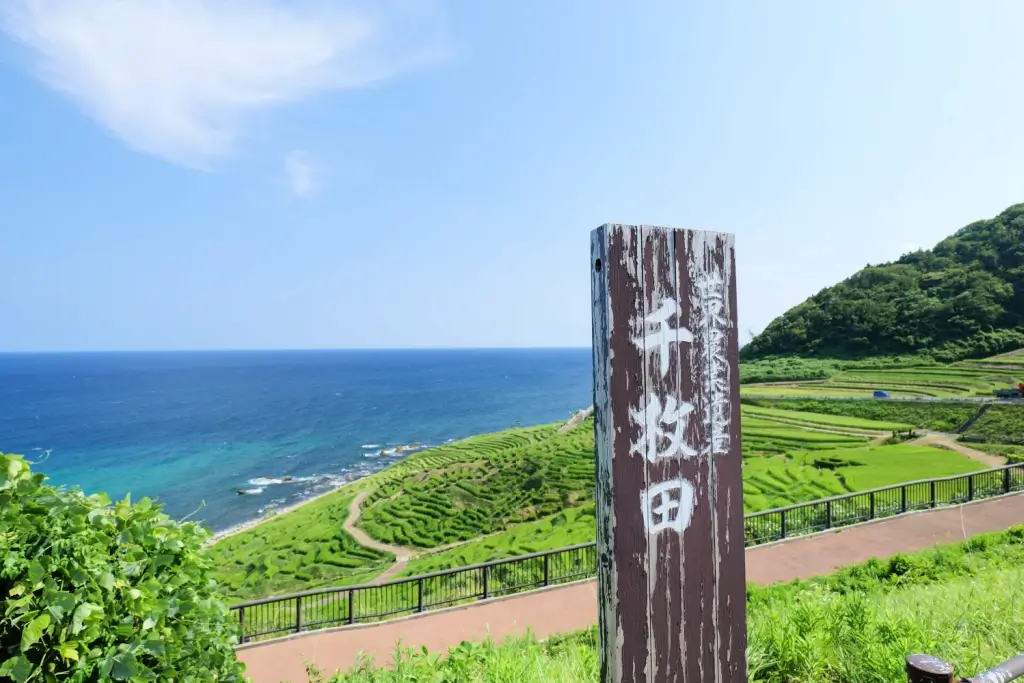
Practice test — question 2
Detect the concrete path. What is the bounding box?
[237,492,1024,683]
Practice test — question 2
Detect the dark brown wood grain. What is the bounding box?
[592,224,746,683]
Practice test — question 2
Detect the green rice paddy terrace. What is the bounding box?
[741,356,1024,399]
[208,367,1024,601]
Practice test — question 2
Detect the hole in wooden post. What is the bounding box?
[594,258,602,272]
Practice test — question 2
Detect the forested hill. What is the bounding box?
[741,203,1024,362]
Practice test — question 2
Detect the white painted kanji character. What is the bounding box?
[641,478,696,536]
[629,394,696,462]
[631,298,693,379]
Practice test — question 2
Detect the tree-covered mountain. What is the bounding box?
[742,203,1024,362]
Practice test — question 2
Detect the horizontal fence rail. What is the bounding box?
[230,462,1024,644]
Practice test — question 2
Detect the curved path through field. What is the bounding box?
[909,431,1006,468]
[349,409,600,584]
[238,491,1024,683]
[343,492,418,584]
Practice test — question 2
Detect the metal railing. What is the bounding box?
[231,462,1024,644]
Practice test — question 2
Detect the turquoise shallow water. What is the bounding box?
[0,349,592,533]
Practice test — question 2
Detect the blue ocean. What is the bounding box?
[0,349,593,534]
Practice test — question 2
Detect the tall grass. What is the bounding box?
[297,569,1024,683]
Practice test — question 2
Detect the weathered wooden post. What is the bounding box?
[590,225,747,683]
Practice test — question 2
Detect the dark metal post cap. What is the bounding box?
[906,654,955,683]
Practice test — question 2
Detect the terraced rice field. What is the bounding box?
[400,442,988,579]
[960,348,1024,372]
[212,400,996,602]
[356,422,595,549]
[740,418,869,454]
[741,404,913,433]
[207,491,391,600]
[743,398,980,433]
[741,355,1024,399]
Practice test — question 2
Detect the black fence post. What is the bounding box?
[482,565,490,600]
[238,607,245,644]
[825,500,833,529]
[779,509,787,540]
[543,553,550,586]
[416,578,424,612]
[295,596,303,633]
[869,491,876,520]
[968,474,974,502]
[901,485,908,514]
[1005,467,1012,494]
[930,481,937,508]
[348,589,355,625]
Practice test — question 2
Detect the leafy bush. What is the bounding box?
[0,452,248,682]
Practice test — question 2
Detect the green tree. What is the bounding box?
[743,203,1024,361]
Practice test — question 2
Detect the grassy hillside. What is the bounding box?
[307,525,1024,683]
[741,202,1024,362]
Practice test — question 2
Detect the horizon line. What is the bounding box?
[0,345,596,355]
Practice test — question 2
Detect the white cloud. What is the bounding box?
[0,0,446,169]
[284,150,319,197]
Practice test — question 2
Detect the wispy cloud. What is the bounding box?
[284,150,320,197]
[0,0,447,169]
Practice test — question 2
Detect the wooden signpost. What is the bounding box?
[590,225,747,683]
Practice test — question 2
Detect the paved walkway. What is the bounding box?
[237,492,1024,683]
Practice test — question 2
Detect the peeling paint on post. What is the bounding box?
[591,225,747,683]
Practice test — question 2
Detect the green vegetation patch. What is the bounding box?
[962,404,1024,444]
[793,444,985,491]
[743,397,978,432]
[206,490,390,600]
[741,404,913,431]
[971,442,1024,463]
[740,357,840,384]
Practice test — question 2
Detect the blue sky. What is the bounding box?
[3,1,1024,352]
